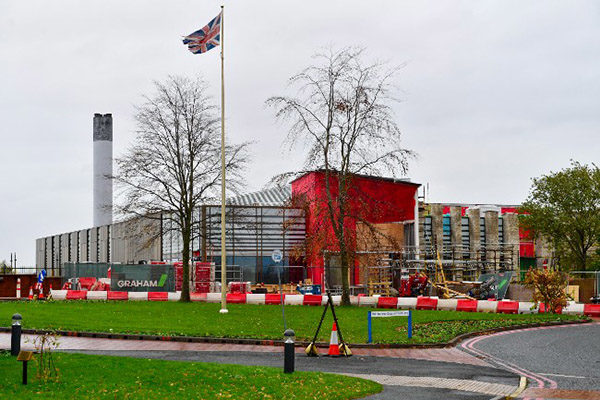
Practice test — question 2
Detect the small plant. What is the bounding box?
[523,268,569,313]
[32,332,60,382]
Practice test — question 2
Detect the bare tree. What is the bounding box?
[114,75,249,302]
[268,47,413,305]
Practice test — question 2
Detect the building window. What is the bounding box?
[423,216,432,248]
[479,217,486,246]
[404,223,415,247]
[107,226,111,263]
[442,216,451,257]
[96,227,100,262]
[461,216,469,257]
[498,217,504,244]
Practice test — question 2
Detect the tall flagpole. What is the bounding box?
[219,5,228,314]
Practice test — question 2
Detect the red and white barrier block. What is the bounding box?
[49,290,598,316]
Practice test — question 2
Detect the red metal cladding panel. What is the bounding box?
[226,293,247,304]
[377,297,398,309]
[107,291,128,300]
[496,301,519,314]
[583,304,600,318]
[538,303,563,314]
[456,299,478,312]
[291,171,419,270]
[265,293,284,305]
[66,290,88,300]
[416,296,438,310]
[303,294,323,306]
[148,292,168,301]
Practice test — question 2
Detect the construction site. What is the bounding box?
[22,114,589,302]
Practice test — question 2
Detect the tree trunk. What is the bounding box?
[180,223,191,302]
[340,249,351,306]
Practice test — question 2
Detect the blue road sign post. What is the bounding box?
[367,310,412,343]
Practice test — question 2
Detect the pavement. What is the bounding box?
[459,321,600,399]
[1,332,520,400]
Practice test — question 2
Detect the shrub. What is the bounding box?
[523,268,569,313]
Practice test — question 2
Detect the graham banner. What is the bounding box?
[110,264,176,292]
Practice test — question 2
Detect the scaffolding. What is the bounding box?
[361,243,519,296]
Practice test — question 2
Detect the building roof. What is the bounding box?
[290,169,421,187]
[228,186,291,206]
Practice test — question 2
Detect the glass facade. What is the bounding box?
[161,205,306,284]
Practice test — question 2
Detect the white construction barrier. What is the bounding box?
[563,302,585,315]
[358,296,378,307]
[205,293,222,303]
[86,291,108,300]
[167,292,181,301]
[397,297,418,309]
[437,298,458,311]
[284,294,304,305]
[50,290,67,300]
[477,300,498,313]
[246,294,266,305]
[128,292,149,301]
[518,301,538,314]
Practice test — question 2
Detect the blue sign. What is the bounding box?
[37,269,47,284]
[271,249,283,263]
[368,309,413,343]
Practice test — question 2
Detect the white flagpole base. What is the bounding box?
[219,308,229,314]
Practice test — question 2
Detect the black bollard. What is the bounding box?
[283,329,295,374]
[11,313,22,356]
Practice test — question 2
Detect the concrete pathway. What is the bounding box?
[0,332,489,366]
[1,332,521,399]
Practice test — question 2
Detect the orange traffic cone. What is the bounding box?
[327,322,341,357]
[28,286,33,300]
[39,287,45,300]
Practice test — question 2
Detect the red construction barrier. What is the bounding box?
[496,301,519,314]
[377,297,398,309]
[265,293,285,305]
[456,299,478,312]
[583,304,600,318]
[416,296,438,310]
[148,292,168,301]
[538,303,563,314]
[66,290,88,300]
[226,293,247,304]
[303,294,323,306]
[190,292,207,301]
[107,291,129,301]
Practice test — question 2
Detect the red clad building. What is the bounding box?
[291,171,421,286]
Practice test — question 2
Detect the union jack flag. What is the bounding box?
[183,12,222,54]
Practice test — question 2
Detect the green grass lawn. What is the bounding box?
[0,351,381,399]
[0,301,585,344]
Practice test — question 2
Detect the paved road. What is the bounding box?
[459,322,600,399]
[66,349,520,400]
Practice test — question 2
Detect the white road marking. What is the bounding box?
[339,373,517,396]
[536,372,590,379]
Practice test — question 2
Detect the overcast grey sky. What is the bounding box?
[1,0,599,266]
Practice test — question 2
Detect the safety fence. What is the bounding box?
[47,290,600,317]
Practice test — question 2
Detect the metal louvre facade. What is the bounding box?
[161,205,306,284]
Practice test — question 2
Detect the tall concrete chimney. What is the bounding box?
[93,113,113,227]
